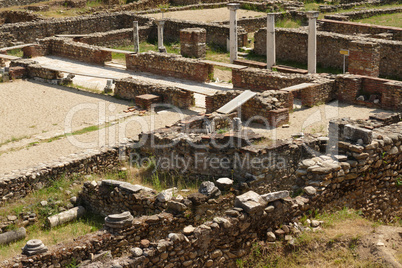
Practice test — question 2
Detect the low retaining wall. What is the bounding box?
[0,146,124,206]
[319,19,402,41]
[126,51,214,82]
[254,28,402,79]
[114,77,194,108]
[336,74,402,111]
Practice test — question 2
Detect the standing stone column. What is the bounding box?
[156,20,166,53]
[133,21,140,54]
[228,3,240,63]
[266,13,277,70]
[306,11,319,74]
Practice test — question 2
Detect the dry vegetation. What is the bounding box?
[238,208,402,268]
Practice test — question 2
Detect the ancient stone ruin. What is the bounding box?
[0,0,401,266]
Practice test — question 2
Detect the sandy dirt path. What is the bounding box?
[145,7,266,23]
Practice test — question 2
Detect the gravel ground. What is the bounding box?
[0,80,131,144]
[145,7,266,22]
[248,101,394,140]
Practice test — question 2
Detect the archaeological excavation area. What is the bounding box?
[0,0,401,266]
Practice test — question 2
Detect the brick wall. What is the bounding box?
[114,77,194,108]
[335,74,402,110]
[348,40,380,77]
[180,28,206,59]
[126,51,214,82]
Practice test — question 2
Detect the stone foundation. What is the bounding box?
[114,78,194,108]
[254,28,402,79]
[126,51,213,82]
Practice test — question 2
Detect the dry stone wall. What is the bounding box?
[0,0,44,8]
[0,11,42,25]
[297,116,402,222]
[114,77,194,108]
[0,12,151,48]
[254,28,402,79]
[3,187,306,267]
[126,51,214,82]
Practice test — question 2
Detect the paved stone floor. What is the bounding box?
[34,56,232,108]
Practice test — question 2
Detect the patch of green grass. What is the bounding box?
[354,12,402,28]
[206,43,230,63]
[0,135,29,147]
[6,48,23,57]
[275,18,302,28]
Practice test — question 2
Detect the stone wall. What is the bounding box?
[254,28,402,79]
[135,127,324,194]
[319,19,402,41]
[76,26,156,47]
[336,74,402,111]
[297,117,402,222]
[126,51,214,82]
[206,89,292,126]
[0,145,124,206]
[232,67,313,91]
[324,6,402,21]
[161,18,248,49]
[3,186,307,267]
[37,37,112,65]
[114,77,194,108]
[0,12,152,48]
[0,11,42,25]
[0,0,44,8]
